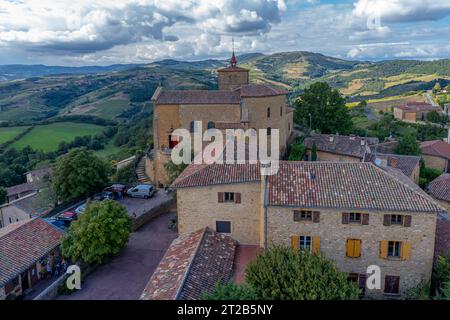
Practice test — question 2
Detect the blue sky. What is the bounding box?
[0,0,450,65]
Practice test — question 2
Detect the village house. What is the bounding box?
[171,161,444,298]
[146,50,294,187]
[0,218,64,300]
[0,191,53,228]
[393,102,441,122]
[4,167,52,204]
[420,140,450,173]
[427,173,450,210]
[366,153,421,184]
[303,134,378,162]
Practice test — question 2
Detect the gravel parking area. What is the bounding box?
[118,190,173,218]
[58,212,177,300]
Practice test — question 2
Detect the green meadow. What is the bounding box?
[9,122,104,152]
[0,126,30,144]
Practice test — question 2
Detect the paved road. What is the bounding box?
[425,90,439,107]
[58,212,177,300]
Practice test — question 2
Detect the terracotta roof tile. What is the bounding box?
[140,228,236,300]
[420,140,450,159]
[0,218,64,286]
[172,161,444,213]
[304,134,378,159]
[366,153,420,178]
[396,102,438,111]
[428,174,450,202]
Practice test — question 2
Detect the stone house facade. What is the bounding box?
[172,161,445,298]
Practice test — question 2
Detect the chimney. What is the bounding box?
[390,157,398,168]
[329,136,334,143]
[361,139,365,146]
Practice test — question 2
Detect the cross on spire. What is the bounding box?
[230,37,237,67]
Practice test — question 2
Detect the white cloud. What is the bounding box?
[352,0,450,23]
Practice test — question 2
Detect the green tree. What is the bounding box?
[294,82,353,134]
[0,187,6,205]
[395,133,421,156]
[203,282,258,300]
[245,245,359,300]
[112,163,137,185]
[311,142,318,161]
[432,254,450,296]
[61,200,132,264]
[164,160,188,185]
[288,139,306,161]
[434,82,442,93]
[405,281,431,300]
[53,149,112,202]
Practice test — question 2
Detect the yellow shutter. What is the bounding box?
[291,236,299,252]
[354,240,362,258]
[401,242,412,260]
[346,239,355,257]
[380,240,388,259]
[312,236,321,255]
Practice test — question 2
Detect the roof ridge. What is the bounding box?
[174,227,208,300]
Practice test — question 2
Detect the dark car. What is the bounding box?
[92,191,115,201]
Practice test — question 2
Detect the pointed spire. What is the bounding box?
[230,37,237,67]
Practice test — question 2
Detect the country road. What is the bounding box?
[425,90,439,107]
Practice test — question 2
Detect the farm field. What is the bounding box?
[9,122,104,152]
[0,126,30,144]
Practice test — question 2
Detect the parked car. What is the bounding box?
[75,203,87,215]
[92,191,115,201]
[104,184,127,194]
[57,211,78,222]
[126,184,156,199]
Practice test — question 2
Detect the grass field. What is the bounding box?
[94,138,123,159]
[10,122,104,151]
[0,126,30,144]
[91,99,129,119]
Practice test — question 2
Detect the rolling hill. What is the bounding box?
[1,51,450,124]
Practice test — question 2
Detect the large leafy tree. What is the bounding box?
[204,283,258,300]
[395,132,421,156]
[295,82,353,135]
[61,200,132,264]
[53,148,112,202]
[245,245,359,300]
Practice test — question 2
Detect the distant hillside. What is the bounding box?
[0,64,143,81]
[1,51,450,123]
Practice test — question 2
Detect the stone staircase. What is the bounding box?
[136,156,152,184]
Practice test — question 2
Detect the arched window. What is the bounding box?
[267,107,271,119]
[207,121,215,129]
[267,127,272,136]
[190,121,195,133]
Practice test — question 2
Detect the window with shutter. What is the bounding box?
[401,242,411,260]
[403,215,412,227]
[358,274,367,296]
[234,193,241,204]
[362,214,369,225]
[346,239,362,258]
[224,192,235,202]
[384,275,400,294]
[312,211,320,223]
[312,236,321,254]
[388,241,401,258]
[293,211,301,221]
[291,236,299,251]
[383,214,391,226]
[342,212,349,224]
[380,240,389,259]
[218,192,224,203]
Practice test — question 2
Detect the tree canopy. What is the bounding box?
[61,200,132,264]
[294,82,353,135]
[394,131,421,156]
[245,245,359,300]
[53,148,112,202]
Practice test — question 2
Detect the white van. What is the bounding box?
[126,184,156,199]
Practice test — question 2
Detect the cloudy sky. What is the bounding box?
[0,0,450,66]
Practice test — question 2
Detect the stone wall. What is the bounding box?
[177,182,261,244]
[267,206,437,298]
[422,154,448,172]
[435,213,450,258]
[218,70,249,90]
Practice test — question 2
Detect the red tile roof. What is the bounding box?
[396,102,437,112]
[172,161,444,213]
[218,66,249,72]
[0,218,64,286]
[304,134,378,159]
[153,84,287,105]
[366,153,421,179]
[140,227,236,300]
[420,140,450,159]
[428,173,450,202]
